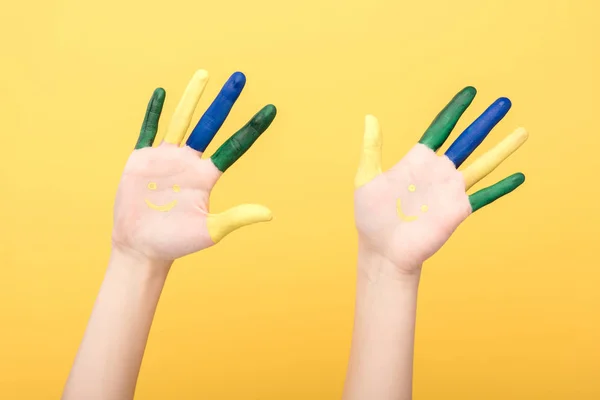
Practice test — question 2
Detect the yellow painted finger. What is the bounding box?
[163,69,209,145]
[207,204,273,243]
[354,115,382,188]
[461,127,528,191]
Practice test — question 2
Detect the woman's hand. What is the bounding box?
[344,87,528,400]
[112,70,277,264]
[354,87,527,276]
[63,70,277,400]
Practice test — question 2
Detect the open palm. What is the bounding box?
[355,87,527,272]
[112,70,276,262]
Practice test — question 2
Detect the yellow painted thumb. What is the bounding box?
[355,115,383,188]
[207,204,273,243]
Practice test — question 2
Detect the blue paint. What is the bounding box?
[186,72,247,152]
[444,97,512,167]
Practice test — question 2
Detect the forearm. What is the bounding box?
[343,245,421,400]
[62,249,171,400]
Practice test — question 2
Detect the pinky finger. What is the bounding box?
[135,88,166,149]
[469,172,525,213]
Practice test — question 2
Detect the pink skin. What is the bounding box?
[112,143,222,262]
[354,144,472,274]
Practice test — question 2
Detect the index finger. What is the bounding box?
[210,104,277,172]
[418,86,477,152]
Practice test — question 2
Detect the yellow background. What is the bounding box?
[1,0,599,398]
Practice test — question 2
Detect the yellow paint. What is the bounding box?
[355,115,382,188]
[4,0,600,398]
[461,127,529,191]
[206,204,273,243]
[144,183,182,211]
[163,69,209,145]
[144,199,178,212]
[396,199,419,222]
[397,184,429,222]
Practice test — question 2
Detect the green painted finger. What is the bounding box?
[135,88,166,149]
[469,172,525,213]
[418,86,477,151]
[210,104,277,172]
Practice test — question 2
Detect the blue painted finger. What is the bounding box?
[186,71,246,152]
[444,97,512,167]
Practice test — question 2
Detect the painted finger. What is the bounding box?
[186,72,246,153]
[462,128,528,191]
[469,172,525,213]
[207,204,273,243]
[418,86,477,152]
[135,88,166,149]
[354,115,382,188]
[210,104,277,172]
[445,97,512,168]
[163,69,209,145]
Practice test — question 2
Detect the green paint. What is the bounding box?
[469,172,525,212]
[135,88,166,149]
[418,86,477,151]
[211,104,277,172]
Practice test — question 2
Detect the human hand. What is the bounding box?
[354,87,527,275]
[112,70,276,263]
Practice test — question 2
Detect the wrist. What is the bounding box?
[357,240,421,287]
[109,246,172,282]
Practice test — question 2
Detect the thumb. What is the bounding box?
[354,115,382,188]
[207,204,273,243]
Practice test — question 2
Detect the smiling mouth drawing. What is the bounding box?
[397,199,420,222]
[144,182,180,212]
[396,184,429,222]
[144,199,178,212]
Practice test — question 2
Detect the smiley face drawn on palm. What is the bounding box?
[355,143,473,269]
[145,181,180,212]
[396,184,429,223]
[114,145,221,260]
[354,87,528,271]
[112,70,277,262]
